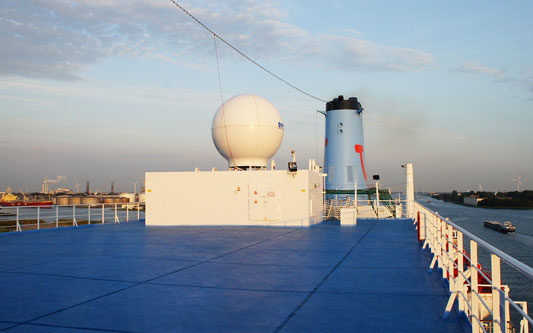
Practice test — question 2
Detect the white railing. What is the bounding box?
[0,203,145,233]
[415,201,532,333]
[323,197,406,219]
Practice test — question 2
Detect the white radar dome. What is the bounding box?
[212,94,284,169]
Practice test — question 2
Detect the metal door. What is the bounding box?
[248,181,280,221]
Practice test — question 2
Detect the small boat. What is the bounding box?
[484,220,516,233]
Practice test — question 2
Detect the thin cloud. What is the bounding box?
[455,61,533,97]
[455,62,503,77]
[0,0,435,80]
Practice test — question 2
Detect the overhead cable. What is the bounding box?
[169,0,327,103]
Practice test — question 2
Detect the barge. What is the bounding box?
[484,220,516,233]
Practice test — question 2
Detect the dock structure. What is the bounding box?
[0,218,467,332]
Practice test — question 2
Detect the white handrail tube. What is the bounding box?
[405,163,415,218]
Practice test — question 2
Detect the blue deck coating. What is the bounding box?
[0,219,468,332]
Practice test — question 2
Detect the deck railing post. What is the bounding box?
[457,231,465,312]
[439,219,445,276]
[405,163,415,218]
[102,204,105,224]
[375,181,380,218]
[431,215,436,250]
[56,205,59,228]
[429,214,440,272]
[37,206,40,230]
[447,224,455,292]
[114,204,119,223]
[137,203,140,220]
[441,220,451,278]
[73,205,77,226]
[354,182,358,218]
[16,207,21,232]
[470,240,480,333]
[491,254,503,333]
[88,205,91,224]
[419,211,426,241]
[126,204,129,222]
[428,213,433,252]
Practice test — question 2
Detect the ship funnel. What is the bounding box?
[323,95,366,191]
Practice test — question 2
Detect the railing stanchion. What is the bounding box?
[447,224,454,292]
[126,204,129,222]
[431,214,436,253]
[491,254,503,333]
[56,205,59,228]
[137,203,140,220]
[102,204,105,224]
[375,181,380,218]
[88,205,91,224]
[440,218,446,277]
[457,231,465,312]
[114,204,119,223]
[16,207,21,232]
[37,206,40,230]
[471,240,480,333]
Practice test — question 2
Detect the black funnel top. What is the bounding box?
[326,95,362,111]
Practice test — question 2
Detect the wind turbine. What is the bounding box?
[131,180,139,194]
[511,174,523,192]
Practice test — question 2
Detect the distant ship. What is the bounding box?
[0,188,53,207]
[484,220,516,233]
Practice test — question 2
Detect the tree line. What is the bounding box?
[431,190,533,208]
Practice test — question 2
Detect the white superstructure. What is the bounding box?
[146,94,324,227]
[145,168,324,227]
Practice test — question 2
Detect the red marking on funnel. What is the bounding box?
[355,144,367,182]
[325,138,328,147]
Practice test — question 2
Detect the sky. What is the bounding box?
[1,0,532,193]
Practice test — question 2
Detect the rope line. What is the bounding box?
[170,0,327,103]
[213,35,237,169]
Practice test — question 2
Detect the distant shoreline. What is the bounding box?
[427,199,533,210]
[427,191,533,210]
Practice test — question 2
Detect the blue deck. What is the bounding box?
[0,219,467,332]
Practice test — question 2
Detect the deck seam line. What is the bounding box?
[0,229,306,294]
[140,227,302,284]
[0,257,75,273]
[313,290,449,296]
[0,271,141,284]
[273,221,378,332]
[80,253,204,262]
[12,284,141,330]
[142,282,448,296]
[1,321,139,333]
[210,259,337,268]
[157,261,337,268]
[145,282,311,293]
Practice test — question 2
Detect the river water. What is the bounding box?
[418,195,533,328]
